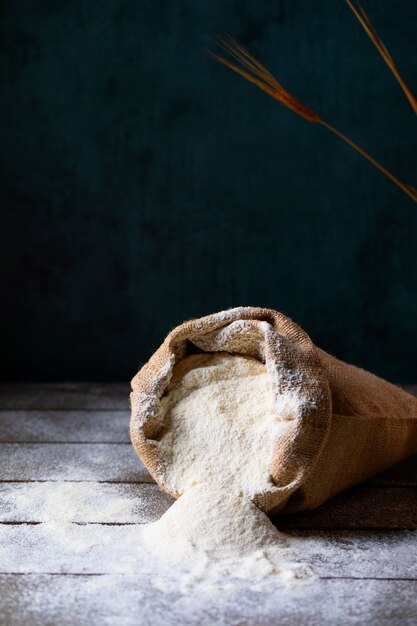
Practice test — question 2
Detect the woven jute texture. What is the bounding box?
[130,307,417,513]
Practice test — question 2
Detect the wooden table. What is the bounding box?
[0,383,416,625]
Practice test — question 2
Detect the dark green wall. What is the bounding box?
[1,1,417,381]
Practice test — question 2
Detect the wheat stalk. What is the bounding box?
[210,36,417,204]
[345,0,417,115]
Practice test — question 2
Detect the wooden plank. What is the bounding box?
[0,575,416,626]
[0,444,153,483]
[276,486,417,530]
[0,410,130,443]
[0,482,173,524]
[0,524,416,578]
[1,482,415,530]
[0,383,130,410]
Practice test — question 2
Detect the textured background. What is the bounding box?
[1,0,416,381]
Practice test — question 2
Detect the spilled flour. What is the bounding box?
[140,352,313,590]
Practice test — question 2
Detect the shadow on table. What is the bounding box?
[272,453,417,531]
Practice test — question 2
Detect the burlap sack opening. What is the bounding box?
[130,307,417,514]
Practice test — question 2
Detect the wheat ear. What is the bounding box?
[345,0,417,115]
[210,36,417,204]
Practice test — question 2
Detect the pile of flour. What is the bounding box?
[140,352,312,590]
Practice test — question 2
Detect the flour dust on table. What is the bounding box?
[139,353,313,592]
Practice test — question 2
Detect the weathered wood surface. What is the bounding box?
[0,443,152,482]
[1,575,416,626]
[0,383,130,410]
[0,383,416,626]
[0,410,130,443]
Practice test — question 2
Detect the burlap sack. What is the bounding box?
[130,307,417,513]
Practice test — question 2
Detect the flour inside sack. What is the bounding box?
[158,352,282,496]
[139,352,313,590]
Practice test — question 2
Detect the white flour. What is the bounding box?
[158,352,281,496]
[140,352,313,590]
